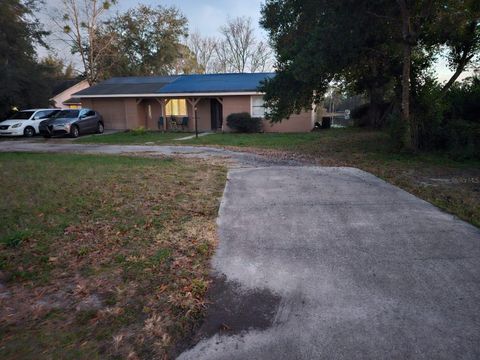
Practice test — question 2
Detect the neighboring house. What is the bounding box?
[50,80,90,109]
[72,73,315,132]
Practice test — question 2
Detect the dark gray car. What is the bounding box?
[39,109,104,138]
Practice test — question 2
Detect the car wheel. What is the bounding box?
[23,127,35,137]
[97,122,104,134]
[70,125,80,138]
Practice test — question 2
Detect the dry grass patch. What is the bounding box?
[0,153,227,359]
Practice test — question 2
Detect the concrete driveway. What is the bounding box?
[179,167,480,359]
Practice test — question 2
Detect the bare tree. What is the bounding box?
[250,40,273,72]
[53,0,116,84]
[212,39,232,73]
[188,31,217,73]
[186,17,273,74]
[219,17,255,72]
[217,16,273,73]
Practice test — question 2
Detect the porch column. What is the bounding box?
[156,98,167,131]
[187,98,201,138]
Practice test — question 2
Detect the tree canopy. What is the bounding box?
[102,4,189,77]
[260,0,480,150]
[0,0,60,118]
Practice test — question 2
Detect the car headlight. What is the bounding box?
[12,123,22,128]
[63,123,71,130]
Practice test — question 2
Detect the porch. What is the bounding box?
[138,97,224,132]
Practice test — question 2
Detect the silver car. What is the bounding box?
[39,109,104,138]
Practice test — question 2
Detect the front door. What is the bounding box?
[210,99,223,131]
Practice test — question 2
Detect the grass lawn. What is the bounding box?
[0,153,227,359]
[78,129,480,227]
[77,130,321,148]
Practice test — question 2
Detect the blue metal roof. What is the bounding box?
[158,73,275,94]
[74,73,275,97]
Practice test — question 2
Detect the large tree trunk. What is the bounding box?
[400,43,413,148]
[397,0,415,151]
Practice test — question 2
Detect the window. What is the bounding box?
[251,96,266,117]
[45,110,60,118]
[33,111,49,119]
[166,99,187,116]
[55,110,79,118]
[10,111,34,120]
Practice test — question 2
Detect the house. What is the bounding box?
[72,73,315,132]
[50,80,90,109]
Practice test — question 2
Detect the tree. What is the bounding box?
[260,0,393,123]
[0,0,53,118]
[40,54,76,79]
[101,4,189,76]
[188,31,217,73]
[436,0,480,96]
[217,17,273,73]
[250,41,273,73]
[54,0,116,84]
[260,0,480,150]
[212,39,232,73]
[391,0,479,148]
[219,17,255,72]
[172,44,203,74]
[184,18,273,74]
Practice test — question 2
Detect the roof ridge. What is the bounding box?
[107,72,274,79]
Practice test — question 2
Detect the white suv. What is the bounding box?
[0,109,60,137]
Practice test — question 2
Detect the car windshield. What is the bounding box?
[55,110,79,118]
[10,111,34,120]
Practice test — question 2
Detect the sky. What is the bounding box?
[40,0,472,83]
[130,0,267,38]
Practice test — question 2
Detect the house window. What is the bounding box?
[166,99,187,116]
[251,96,266,117]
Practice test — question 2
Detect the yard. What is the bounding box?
[1,129,478,357]
[0,153,227,359]
[78,128,480,227]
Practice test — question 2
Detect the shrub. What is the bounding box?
[411,76,480,157]
[441,120,480,159]
[226,112,263,133]
[412,78,446,150]
[131,126,147,136]
[445,76,480,123]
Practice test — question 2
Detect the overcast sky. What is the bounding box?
[40,0,471,83]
